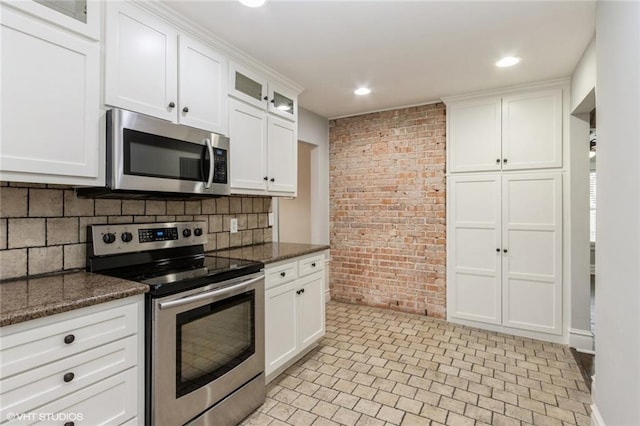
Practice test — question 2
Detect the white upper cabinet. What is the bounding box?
[105,2,228,134]
[178,35,228,135]
[502,89,563,170]
[229,62,269,111]
[228,99,297,196]
[267,116,297,194]
[447,86,564,173]
[229,61,298,122]
[3,0,100,40]
[229,99,268,191]
[0,4,101,185]
[448,97,502,173]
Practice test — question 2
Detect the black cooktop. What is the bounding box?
[96,253,263,297]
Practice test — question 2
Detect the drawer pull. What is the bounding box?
[65,422,75,426]
[311,262,316,267]
[64,334,75,344]
[296,288,305,295]
[63,372,75,383]
[280,272,286,277]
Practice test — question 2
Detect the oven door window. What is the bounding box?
[123,128,208,182]
[175,290,255,398]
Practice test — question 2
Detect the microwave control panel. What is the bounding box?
[213,149,227,184]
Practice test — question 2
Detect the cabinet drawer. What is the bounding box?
[298,254,325,277]
[1,335,137,419]
[3,367,139,426]
[0,299,140,379]
[265,261,297,289]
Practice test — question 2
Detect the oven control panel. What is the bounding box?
[88,221,208,256]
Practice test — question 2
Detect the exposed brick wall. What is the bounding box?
[329,103,446,318]
[0,182,272,280]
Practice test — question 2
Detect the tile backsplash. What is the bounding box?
[0,182,272,280]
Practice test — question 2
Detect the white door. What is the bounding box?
[178,35,228,135]
[448,175,502,324]
[264,282,298,376]
[502,88,563,170]
[105,2,177,121]
[447,97,502,173]
[0,6,100,182]
[228,99,267,191]
[297,273,325,348]
[502,173,562,334]
[267,116,297,195]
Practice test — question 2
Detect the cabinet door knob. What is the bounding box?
[311,262,316,267]
[280,271,286,277]
[64,334,75,344]
[296,289,301,295]
[263,176,268,181]
[63,372,75,383]
[503,158,508,163]
[263,95,268,101]
[168,102,175,108]
[496,248,500,252]
[64,422,75,426]
[300,288,305,294]
[270,178,275,182]
[496,158,501,163]
[503,249,508,253]
[183,106,189,113]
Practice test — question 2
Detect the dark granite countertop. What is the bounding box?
[0,272,148,327]
[213,242,330,264]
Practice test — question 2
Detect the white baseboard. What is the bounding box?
[569,328,595,352]
[591,403,605,426]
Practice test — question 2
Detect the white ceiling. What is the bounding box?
[164,1,595,119]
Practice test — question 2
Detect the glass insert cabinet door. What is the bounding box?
[175,291,255,397]
[5,0,100,39]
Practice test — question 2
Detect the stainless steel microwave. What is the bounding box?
[78,109,230,198]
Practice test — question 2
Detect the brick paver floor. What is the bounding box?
[241,301,591,425]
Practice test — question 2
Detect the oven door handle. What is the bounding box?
[204,138,214,189]
[159,275,263,310]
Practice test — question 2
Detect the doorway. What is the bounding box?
[278,141,314,243]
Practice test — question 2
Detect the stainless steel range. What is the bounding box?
[86,221,265,426]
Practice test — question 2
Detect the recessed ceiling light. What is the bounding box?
[496,56,520,67]
[354,87,371,96]
[238,0,266,7]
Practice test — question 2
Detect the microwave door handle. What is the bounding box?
[204,138,214,189]
[159,275,263,310]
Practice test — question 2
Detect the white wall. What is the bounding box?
[297,107,330,245]
[570,36,596,114]
[593,2,640,424]
[279,142,312,243]
[569,38,596,350]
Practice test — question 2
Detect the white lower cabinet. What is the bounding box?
[265,252,326,379]
[0,296,144,425]
[448,172,563,336]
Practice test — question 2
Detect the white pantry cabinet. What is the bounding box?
[105,2,227,135]
[265,252,326,380]
[0,296,144,425]
[448,172,563,336]
[229,61,298,122]
[0,4,102,186]
[228,99,297,196]
[447,87,563,173]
